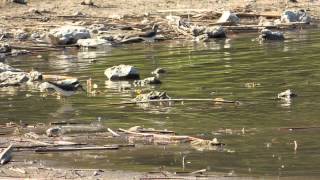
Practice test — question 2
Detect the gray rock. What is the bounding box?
[134,91,170,102]
[133,77,161,86]
[0,44,11,53]
[281,10,311,23]
[259,29,284,41]
[206,26,226,38]
[0,54,5,61]
[48,26,91,45]
[217,11,240,25]
[46,127,63,137]
[15,30,29,41]
[104,64,140,80]
[191,26,206,37]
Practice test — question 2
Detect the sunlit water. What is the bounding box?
[2,29,320,177]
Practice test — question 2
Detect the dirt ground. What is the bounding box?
[0,0,319,30]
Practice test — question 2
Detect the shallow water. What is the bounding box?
[2,29,320,177]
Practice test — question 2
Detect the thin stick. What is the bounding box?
[35,145,119,152]
[107,128,120,137]
[111,98,238,105]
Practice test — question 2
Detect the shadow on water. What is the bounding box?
[2,29,320,177]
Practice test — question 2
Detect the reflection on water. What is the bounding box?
[2,29,320,176]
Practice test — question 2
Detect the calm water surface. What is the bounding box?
[2,29,320,177]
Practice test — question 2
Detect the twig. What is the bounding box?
[35,145,119,152]
[107,128,120,137]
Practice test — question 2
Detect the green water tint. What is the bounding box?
[2,29,320,176]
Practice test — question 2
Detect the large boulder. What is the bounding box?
[48,26,91,45]
[104,65,140,80]
[205,26,226,38]
[259,29,284,41]
[280,10,311,23]
[217,11,240,25]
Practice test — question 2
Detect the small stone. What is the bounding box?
[46,127,62,137]
[0,43,11,53]
[15,30,29,41]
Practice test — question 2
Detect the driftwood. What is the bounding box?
[0,144,13,165]
[35,145,119,152]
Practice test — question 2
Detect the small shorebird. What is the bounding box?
[39,79,84,97]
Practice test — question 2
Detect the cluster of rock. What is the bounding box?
[104,64,164,87]
[0,63,42,87]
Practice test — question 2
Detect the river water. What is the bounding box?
[1,29,320,177]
